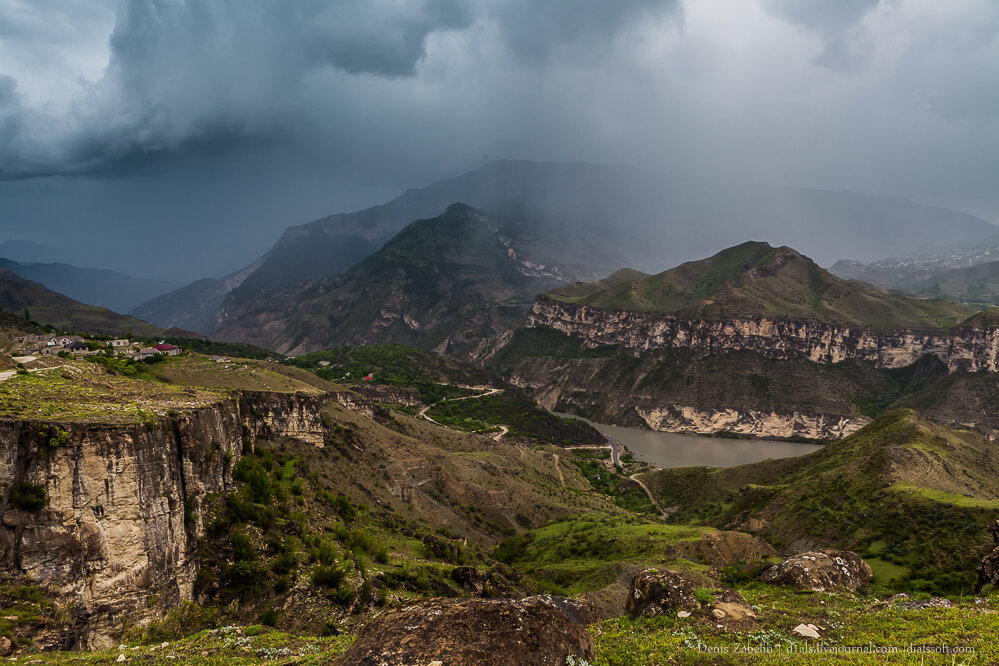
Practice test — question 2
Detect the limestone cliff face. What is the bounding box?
[636,406,868,440]
[527,296,999,372]
[0,391,329,648]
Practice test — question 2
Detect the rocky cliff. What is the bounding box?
[0,391,329,648]
[526,296,999,372]
[635,405,867,440]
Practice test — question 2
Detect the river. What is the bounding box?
[556,413,824,468]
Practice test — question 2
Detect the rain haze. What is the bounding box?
[1,0,997,283]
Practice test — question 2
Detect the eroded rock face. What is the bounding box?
[760,550,872,592]
[638,405,868,440]
[0,391,329,647]
[335,597,595,666]
[526,297,999,372]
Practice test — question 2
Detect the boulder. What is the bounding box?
[626,569,701,617]
[522,595,596,626]
[450,566,484,594]
[760,549,872,592]
[672,530,777,568]
[975,520,999,594]
[335,597,594,665]
[625,569,756,622]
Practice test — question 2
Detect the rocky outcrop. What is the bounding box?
[975,520,999,594]
[526,297,999,372]
[638,405,867,440]
[348,384,421,407]
[626,569,701,616]
[335,596,595,665]
[626,569,755,622]
[670,530,777,568]
[760,550,872,592]
[0,391,329,648]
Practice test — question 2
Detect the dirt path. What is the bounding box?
[0,365,46,384]
[629,472,669,520]
[553,453,565,487]
[563,438,620,467]
[418,386,510,439]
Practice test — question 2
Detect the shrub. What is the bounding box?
[332,494,356,521]
[272,551,297,576]
[311,564,349,588]
[231,529,256,563]
[8,483,47,511]
[258,607,279,627]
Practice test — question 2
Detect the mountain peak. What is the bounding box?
[545,241,975,330]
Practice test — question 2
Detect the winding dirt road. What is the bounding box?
[418,386,509,440]
[629,472,670,520]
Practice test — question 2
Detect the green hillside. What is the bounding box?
[641,411,999,594]
[546,268,648,302]
[548,241,976,330]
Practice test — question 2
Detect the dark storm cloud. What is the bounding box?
[487,0,680,62]
[0,0,678,180]
[0,0,477,178]
[1,0,998,282]
[763,0,882,69]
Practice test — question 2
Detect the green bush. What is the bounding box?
[8,483,46,511]
[230,529,256,563]
[311,564,349,588]
[332,494,356,521]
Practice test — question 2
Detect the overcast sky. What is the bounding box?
[1,0,997,282]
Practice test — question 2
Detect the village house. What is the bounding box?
[153,343,181,356]
[132,348,159,361]
[66,340,90,355]
[110,339,130,348]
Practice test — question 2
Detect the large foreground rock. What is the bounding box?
[336,596,595,665]
[760,550,872,592]
[626,569,756,621]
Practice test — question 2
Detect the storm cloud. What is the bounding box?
[0,0,997,281]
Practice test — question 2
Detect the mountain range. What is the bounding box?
[0,258,176,314]
[211,204,572,357]
[131,160,997,336]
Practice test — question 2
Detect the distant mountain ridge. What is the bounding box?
[130,257,266,333]
[0,269,162,336]
[0,258,176,314]
[135,160,996,334]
